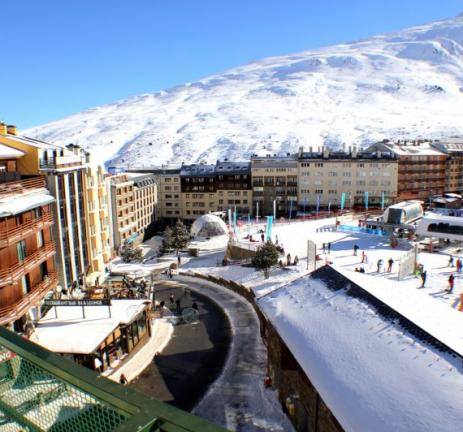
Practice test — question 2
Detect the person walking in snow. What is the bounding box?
[387,258,394,273]
[177,255,181,266]
[353,244,359,256]
[448,273,455,293]
[261,233,265,242]
[420,270,427,288]
[328,242,331,253]
[322,243,326,253]
[457,258,462,273]
[361,251,366,263]
[287,253,291,266]
[275,235,279,245]
[448,255,454,267]
[377,259,383,273]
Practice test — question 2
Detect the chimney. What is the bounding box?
[376,150,381,158]
[309,146,313,153]
[352,146,358,158]
[0,123,6,135]
[7,125,17,135]
[298,146,304,158]
[323,146,330,158]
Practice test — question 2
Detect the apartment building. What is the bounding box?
[109,172,156,248]
[0,126,90,291]
[82,161,113,282]
[0,141,58,331]
[180,164,217,220]
[251,155,298,218]
[431,139,463,194]
[215,161,252,215]
[368,141,447,202]
[297,147,398,209]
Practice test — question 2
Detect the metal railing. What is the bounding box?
[0,213,53,248]
[0,327,228,432]
[0,242,55,286]
[0,273,58,325]
[0,178,46,199]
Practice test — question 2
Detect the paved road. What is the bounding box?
[130,281,231,411]
[176,276,294,432]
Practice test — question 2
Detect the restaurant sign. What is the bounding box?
[43,299,111,307]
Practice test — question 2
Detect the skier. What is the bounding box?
[377,259,383,273]
[448,255,454,267]
[457,258,462,273]
[420,270,427,288]
[448,273,455,293]
[353,244,359,256]
[322,243,326,253]
[328,242,331,253]
[387,258,394,273]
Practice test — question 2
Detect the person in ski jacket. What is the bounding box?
[387,258,394,272]
[448,273,455,293]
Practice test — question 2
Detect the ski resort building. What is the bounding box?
[431,139,463,194]
[0,126,90,291]
[297,146,398,209]
[251,154,298,218]
[0,140,58,331]
[108,172,157,248]
[367,141,448,202]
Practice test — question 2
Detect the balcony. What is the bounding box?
[0,272,58,326]
[0,177,46,199]
[0,213,53,248]
[0,242,55,287]
[39,153,83,171]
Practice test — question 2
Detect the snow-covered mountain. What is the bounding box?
[27,13,463,167]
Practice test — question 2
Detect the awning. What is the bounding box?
[0,193,55,217]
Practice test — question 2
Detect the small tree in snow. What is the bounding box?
[162,220,189,255]
[120,241,143,263]
[252,240,279,279]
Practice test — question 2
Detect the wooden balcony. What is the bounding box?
[0,272,58,325]
[0,242,56,287]
[0,177,46,199]
[0,213,53,248]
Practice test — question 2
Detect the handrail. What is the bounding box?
[0,213,53,243]
[0,273,58,325]
[0,242,55,285]
[0,177,46,199]
[0,327,229,432]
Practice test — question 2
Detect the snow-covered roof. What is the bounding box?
[258,268,463,432]
[215,161,250,174]
[0,143,24,159]
[0,134,61,150]
[373,142,446,156]
[180,164,216,177]
[0,192,54,217]
[33,300,149,354]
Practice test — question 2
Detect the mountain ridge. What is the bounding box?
[26,13,463,167]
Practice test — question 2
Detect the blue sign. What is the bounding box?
[265,216,273,241]
[340,192,346,210]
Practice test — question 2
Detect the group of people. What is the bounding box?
[279,252,299,267]
[448,255,463,273]
[322,242,332,254]
[376,258,395,273]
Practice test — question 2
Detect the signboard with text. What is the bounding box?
[43,299,111,307]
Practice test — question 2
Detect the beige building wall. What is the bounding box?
[216,189,252,214]
[82,162,112,283]
[158,174,181,219]
[132,175,157,239]
[298,158,398,208]
[181,192,218,220]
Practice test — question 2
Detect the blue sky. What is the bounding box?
[1,0,461,129]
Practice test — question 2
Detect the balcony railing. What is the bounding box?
[0,272,58,326]
[0,213,53,248]
[0,242,55,286]
[39,154,83,170]
[0,177,46,199]
[0,327,228,432]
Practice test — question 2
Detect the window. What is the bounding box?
[17,240,26,261]
[315,189,323,194]
[37,231,44,248]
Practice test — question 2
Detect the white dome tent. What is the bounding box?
[190,214,228,238]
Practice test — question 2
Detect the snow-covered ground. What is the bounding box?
[26,13,463,167]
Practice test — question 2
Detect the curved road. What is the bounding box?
[131,275,293,431]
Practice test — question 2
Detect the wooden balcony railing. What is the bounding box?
[0,242,55,286]
[0,177,46,199]
[0,213,53,248]
[0,272,58,325]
